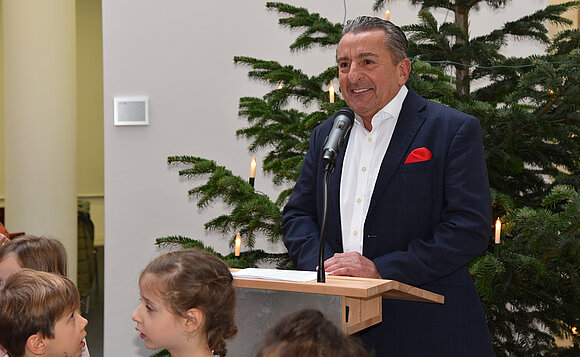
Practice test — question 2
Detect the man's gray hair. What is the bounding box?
[342,16,408,64]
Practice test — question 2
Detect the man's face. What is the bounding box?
[337,30,410,124]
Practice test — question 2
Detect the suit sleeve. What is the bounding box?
[282,126,336,271]
[372,115,491,286]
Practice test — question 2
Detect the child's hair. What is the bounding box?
[0,269,80,357]
[256,309,371,357]
[141,249,237,356]
[0,235,67,275]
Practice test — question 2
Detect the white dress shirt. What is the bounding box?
[340,85,408,253]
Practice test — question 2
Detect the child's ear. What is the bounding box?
[26,334,47,355]
[183,308,204,333]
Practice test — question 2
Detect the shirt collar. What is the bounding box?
[353,85,409,127]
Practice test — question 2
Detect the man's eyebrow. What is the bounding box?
[358,52,378,58]
[336,52,378,62]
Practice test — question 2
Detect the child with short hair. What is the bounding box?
[0,269,88,357]
[0,235,89,357]
[256,309,371,357]
[132,249,237,357]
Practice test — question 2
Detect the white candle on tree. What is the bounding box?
[329,83,335,103]
[249,157,257,187]
[495,218,501,244]
[235,233,241,257]
[250,157,256,178]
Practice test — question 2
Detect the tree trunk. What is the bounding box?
[454,2,470,97]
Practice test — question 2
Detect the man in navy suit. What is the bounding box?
[282,16,494,356]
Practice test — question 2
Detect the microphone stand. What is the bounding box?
[316,107,354,283]
[317,159,335,283]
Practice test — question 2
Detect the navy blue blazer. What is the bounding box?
[282,87,495,356]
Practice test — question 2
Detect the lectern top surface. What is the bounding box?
[231,269,444,304]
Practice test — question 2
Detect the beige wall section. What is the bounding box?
[76,0,104,246]
[549,0,580,36]
[3,0,78,281]
[0,5,4,199]
[0,0,104,246]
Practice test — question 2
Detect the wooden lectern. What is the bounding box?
[227,270,443,356]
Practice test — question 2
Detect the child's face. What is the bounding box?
[0,253,22,289]
[43,310,88,357]
[132,274,186,352]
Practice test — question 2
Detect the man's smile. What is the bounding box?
[352,88,372,93]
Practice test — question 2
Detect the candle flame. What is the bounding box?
[235,233,241,257]
[573,326,578,335]
[385,9,391,21]
[495,218,501,244]
[250,156,257,178]
[547,89,554,95]
[329,83,335,103]
[277,82,284,90]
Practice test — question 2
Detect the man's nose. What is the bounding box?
[348,63,364,83]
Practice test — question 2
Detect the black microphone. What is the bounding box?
[317,107,354,283]
[322,108,355,163]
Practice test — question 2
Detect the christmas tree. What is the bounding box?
[472,185,580,355]
[160,1,580,354]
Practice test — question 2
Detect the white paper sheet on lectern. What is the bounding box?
[232,268,319,282]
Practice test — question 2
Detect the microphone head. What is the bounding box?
[322,107,355,163]
[335,107,355,122]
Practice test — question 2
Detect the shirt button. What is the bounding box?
[356,198,361,203]
[353,231,358,236]
[368,137,373,142]
[361,167,367,172]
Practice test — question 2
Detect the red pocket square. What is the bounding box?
[405,147,432,164]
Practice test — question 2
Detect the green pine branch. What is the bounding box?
[156,235,221,254]
[478,2,580,46]
[149,349,170,357]
[167,156,283,248]
[265,2,343,51]
[155,236,293,269]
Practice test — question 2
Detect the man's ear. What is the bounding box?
[397,58,412,85]
[26,334,47,355]
[183,308,204,333]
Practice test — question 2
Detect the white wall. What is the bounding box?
[102,0,547,355]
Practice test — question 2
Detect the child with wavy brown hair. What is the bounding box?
[132,249,237,357]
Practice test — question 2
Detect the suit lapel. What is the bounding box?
[367,89,427,214]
